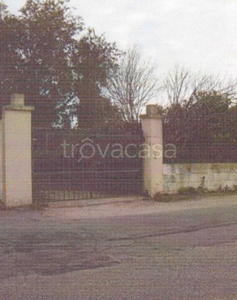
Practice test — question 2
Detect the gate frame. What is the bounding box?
[32,125,144,202]
[1,94,163,207]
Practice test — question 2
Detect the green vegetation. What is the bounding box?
[0,0,121,128]
[152,185,237,203]
[1,1,237,141]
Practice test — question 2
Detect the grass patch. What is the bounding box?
[152,185,237,203]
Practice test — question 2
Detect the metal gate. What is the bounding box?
[32,126,143,202]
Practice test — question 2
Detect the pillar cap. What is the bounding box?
[140,105,163,119]
[3,94,35,112]
[11,94,25,107]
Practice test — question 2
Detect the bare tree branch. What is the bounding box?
[104,45,159,123]
[162,66,237,148]
[162,65,237,106]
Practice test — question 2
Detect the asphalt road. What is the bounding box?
[1,195,237,299]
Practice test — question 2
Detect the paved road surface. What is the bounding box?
[0,195,237,299]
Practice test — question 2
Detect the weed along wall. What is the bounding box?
[163,163,237,193]
[0,120,2,199]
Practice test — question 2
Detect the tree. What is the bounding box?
[0,3,22,113]
[0,0,83,126]
[164,91,233,145]
[163,65,237,105]
[0,0,121,128]
[162,66,237,146]
[72,29,122,129]
[105,46,159,123]
[0,1,8,19]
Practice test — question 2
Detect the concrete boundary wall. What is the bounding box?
[141,105,237,196]
[163,163,237,193]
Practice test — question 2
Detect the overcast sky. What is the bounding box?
[5,0,237,82]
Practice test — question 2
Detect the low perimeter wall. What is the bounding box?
[0,120,2,199]
[163,163,237,193]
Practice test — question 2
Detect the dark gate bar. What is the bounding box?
[32,126,143,202]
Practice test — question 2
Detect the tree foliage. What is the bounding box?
[0,4,22,108]
[162,66,237,148]
[73,29,122,128]
[0,0,121,128]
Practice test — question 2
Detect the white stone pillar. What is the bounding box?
[2,94,34,207]
[141,105,163,197]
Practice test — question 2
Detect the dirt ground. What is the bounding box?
[43,194,237,220]
[1,194,237,299]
